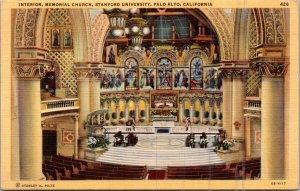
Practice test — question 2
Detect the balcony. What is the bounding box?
[244,98,261,118]
[41,98,79,115]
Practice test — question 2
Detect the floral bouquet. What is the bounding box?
[222,139,235,150]
[87,136,110,149]
[200,138,209,148]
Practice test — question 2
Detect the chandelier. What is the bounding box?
[125,17,150,49]
[104,9,150,49]
[104,8,140,37]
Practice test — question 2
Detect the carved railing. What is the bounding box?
[41,98,80,114]
[244,99,261,110]
[244,99,261,118]
[103,125,221,134]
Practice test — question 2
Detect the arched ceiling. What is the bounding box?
[13,8,286,62]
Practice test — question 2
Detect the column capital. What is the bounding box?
[74,62,102,80]
[199,99,205,106]
[250,57,288,78]
[72,114,79,122]
[208,99,214,107]
[13,47,52,80]
[215,99,222,107]
[219,61,250,78]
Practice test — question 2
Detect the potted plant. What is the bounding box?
[111,112,117,125]
[87,135,110,149]
[194,110,200,124]
[218,113,223,126]
[119,111,125,124]
[184,109,190,118]
[221,139,235,150]
[140,110,145,122]
[200,138,208,148]
[129,110,135,118]
[86,135,110,160]
[212,140,221,150]
[203,111,209,125]
[210,112,217,125]
[105,112,110,125]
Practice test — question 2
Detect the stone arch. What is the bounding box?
[150,50,178,66]
[120,50,145,66]
[14,8,91,61]
[91,14,110,62]
[195,8,234,61]
[184,49,209,66]
[14,9,40,47]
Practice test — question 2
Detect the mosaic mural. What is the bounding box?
[190,57,203,89]
[100,67,124,91]
[156,58,172,90]
[173,68,189,90]
[140,68,155,90]
[203,67,222,91]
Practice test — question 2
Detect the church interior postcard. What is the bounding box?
[0,0,299,190]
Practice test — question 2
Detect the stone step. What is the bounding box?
[102,152,219,158]
[100,155,220,161]
[97,157,225,167]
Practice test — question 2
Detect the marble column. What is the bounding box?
[219,62,249,139]
[135,101,139,122]
[200,100,205,124]
[74,62,102,159]
[90,79,100,112]
[13,48,50,180]
[245,116,251,160]
[179,101,183,123]
[209,100,214,122]
[125,102,129,122]
[115,104,119,122]
[261,77,284,179]
[73,115,79,159]
[77,79,90,137]
[146,103,150,122]
[221,77,232,138]
[190,102,195,123]
[216,101,222,125]
[251,56,287,179]
[107,106,111,125]
[232,76,245,139]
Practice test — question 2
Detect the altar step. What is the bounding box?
[97,147,225,167]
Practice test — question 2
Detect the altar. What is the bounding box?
[153,121,175,134]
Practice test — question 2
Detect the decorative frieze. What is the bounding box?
[13,47,52,79]
[219,61,250,78]
[73,62,102,80]
[250,57,288,77]
[13,61,50,79]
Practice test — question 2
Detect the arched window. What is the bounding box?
[190,57,203,89]
[125,58,138,90]
[156,58,172,90]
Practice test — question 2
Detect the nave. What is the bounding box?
[42,154,261,180]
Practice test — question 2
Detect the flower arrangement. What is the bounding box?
[200,138,208,148]
[120,111,125,118]
[87,136,110,149]
[111,112,117,119]
[129,110,135,118]
[140,110,145,117]
[184,109,190,117]
[221,139,236,150]
[194,110,200,118]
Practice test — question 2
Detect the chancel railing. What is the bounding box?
[104,125,221,134]
[41,98,80,114]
